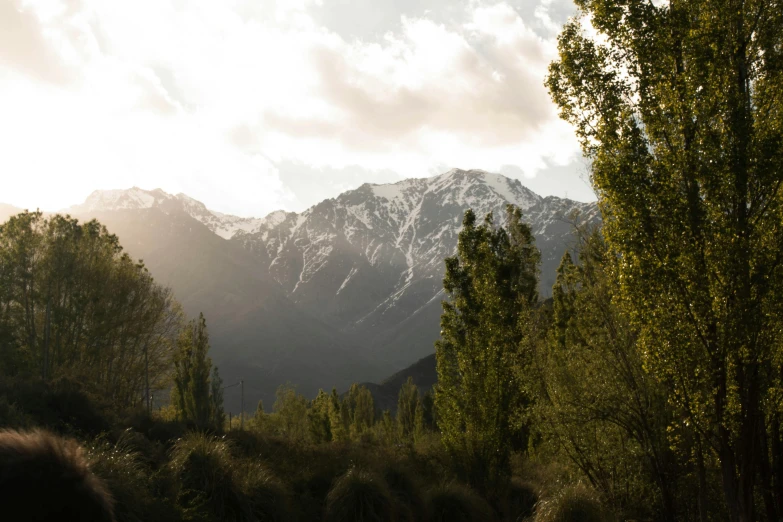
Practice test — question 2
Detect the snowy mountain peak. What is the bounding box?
[68,187,266,240]
[70,187,175,214]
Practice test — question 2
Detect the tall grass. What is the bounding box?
[238,461,293,522]
[323,467,396,522]
[535,485,613,522]
[169,432,246,521]
[427,483,496,522]
[381,463,428,522]
[87,435,179,522]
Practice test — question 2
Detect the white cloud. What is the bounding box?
[0,0,588,216]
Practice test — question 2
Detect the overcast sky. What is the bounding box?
[1,0,594,217]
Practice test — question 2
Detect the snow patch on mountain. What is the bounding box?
[69,187,173,214]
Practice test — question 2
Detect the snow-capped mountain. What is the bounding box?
[63,169,599,367]
[67,187,267,239]
[231,169,600,364]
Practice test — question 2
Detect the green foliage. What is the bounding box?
[0,212,181,406]
[536,228,677,520]
[436,205,540,492]
[427,483,495,522]
[172,314,214,430]
[378,410,396,446]
[87,435,179,522]
[381,463,428,522]
[0,376,114,436]
[343,383,375,440]
[396,377,420,444]
[535,486,611,522]
[210,367,225,432]
[238,462,293,522]
[500,479,537,522]
[547,0,783,519]
[323,467,395,522]
[415,390,435,441]
[169,432,246,521]
[329,388,348,442]
[273,383,309,443]
[308,390,333,443]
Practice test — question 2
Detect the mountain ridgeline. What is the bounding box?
[39,169,598,407]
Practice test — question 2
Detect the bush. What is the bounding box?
[427,483,496,522]
[126,410,187,446]
[381,463,428,522]
[87,437,179,522]
[169,432,246,521]
[0,376,113,436]
[501,479,537,522]
[239,462,293,522]
[0,395,33,429]
[323,467,395,522]
[535,485,612,522]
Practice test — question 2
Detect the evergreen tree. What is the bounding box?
[435,205,540,492]
[547,1,783,519]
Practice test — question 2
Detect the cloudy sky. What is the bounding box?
[1,0,594,217]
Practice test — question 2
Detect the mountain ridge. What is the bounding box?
[3,169,600,406]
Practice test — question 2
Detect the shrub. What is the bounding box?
[427,483,496,522]
[0,396,33,429]
[126,410,187,446]
[382,463,428,522]
[501,479,538,522]
[0,376,113,436]
[535,485,612,522]
[169,432,246,521]
[323,467,395,522]
[239,462,293,522]
[87,437,179,522]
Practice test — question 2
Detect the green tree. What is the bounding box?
[379,410,396,446]
[272,383,309,442]
[172,313,213,429]
[350,384,375,439]
[308,389,333,443]
[547,2,783,520]
[210,366,225,431]
[396,377,420,443]
[329,388,347,442]
[253,399,269,433]
[435,205,540,492]
[415,390,435,440]
[0,211,180,405]
[539,227,680,521]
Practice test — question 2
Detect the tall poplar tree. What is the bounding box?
[547,2,783,520]
[435,205,540,492]
[210,366,225,431]
[396,377,420,443]
[173,313,213,429]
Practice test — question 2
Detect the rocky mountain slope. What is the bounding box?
[231,169,599,365]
